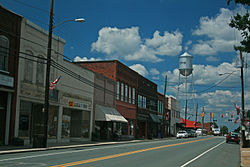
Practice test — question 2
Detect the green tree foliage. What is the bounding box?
[221,126,229,135]
[234,126,241,133]
[227,0,250,53]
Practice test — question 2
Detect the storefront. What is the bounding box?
[60,98,92,142]
[93,104,127,141]
[0,73,14,145]
[149,113,161,138]
[18,100,59,145]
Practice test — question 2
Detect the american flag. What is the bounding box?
[234,117,240,124]
[49,76,61,90]
[234,103,241,115]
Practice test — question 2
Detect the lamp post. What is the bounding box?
[43,0,85,147]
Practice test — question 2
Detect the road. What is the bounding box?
[0,136,240,167]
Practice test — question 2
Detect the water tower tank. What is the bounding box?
[179,52,193,76]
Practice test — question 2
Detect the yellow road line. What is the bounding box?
[51,137,213,167]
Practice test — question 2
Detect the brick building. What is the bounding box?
[76,60,137,138]
[0,6,22,145]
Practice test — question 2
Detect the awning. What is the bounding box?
[149,114,161,123]
[95,104,128,123]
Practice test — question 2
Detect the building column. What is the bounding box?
[5,92,12,145]
[57,105,63,142]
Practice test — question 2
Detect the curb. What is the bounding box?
[0,138,171,155]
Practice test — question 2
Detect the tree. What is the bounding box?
[227,0,250,53]
[234,126,241,133]
[221,126,229,135]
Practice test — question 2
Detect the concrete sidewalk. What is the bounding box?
[241,147,250,167]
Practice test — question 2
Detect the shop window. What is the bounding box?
[48,106,58,138]
[62,109,71,138]
[0,35,9,71]
[129,120,134,136]
[62,109,90,139]
[19,101,32,137]
[24,50,34,83]
[121,123,128,135]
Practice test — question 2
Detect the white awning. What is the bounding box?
[95,104,128,123]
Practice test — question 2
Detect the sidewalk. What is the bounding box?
[0,138,158,155]
[241,147,250,167]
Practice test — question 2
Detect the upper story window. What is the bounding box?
[116,81,120,100]
[129,86,131,104]
[132,88,135,104]
[0,35,9,71]
[125,84,128,102]
[121,83,124,102]
[24,50,34,83]
[36,55,45,86]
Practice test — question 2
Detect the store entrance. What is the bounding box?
[0,91,7,145]
[31,104,45,147]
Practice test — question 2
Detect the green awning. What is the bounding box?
[149,114,161,123]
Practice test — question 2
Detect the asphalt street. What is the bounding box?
[0,136,240,167]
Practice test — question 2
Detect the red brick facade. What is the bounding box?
[76,60,138,137]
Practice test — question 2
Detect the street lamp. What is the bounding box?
[43,0,85,148]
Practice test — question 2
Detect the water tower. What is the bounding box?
[178,52,193,129]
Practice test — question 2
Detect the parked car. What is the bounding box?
[226,132,240,144]
[212,128,221,136]
[186,129,197,138]
[176,131,188,139]
[196,129,207,136]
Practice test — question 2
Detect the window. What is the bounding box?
[125,84,128,102]
[24,50,33,82]
[116,81,120,100]
[129,86,131,104]
[138,95,142,107]
[121,83,124,102]
[36,55,45,85]
[143,96,147,108]
[0,35,9,71]
[132,88,135,104]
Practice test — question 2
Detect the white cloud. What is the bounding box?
[91,27,183,62]
[191,7,245,56]
[145,30,183,56]
[74,56,102,62]
[150,68,160,75]
[129,64,148,76]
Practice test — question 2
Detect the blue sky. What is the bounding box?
[1,0,249,131]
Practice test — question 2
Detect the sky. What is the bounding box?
[1,0,249,131]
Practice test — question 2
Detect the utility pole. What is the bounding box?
[43,0,54,148]
[202,107,204,136]
[163,75,167,137]
[195,103,198,129]
[240,50,246,147]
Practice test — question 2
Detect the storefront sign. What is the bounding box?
[0,74,13,87]
[68,100,89,110]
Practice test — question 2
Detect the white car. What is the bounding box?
[213,128,221,136]
[176,131,188,139]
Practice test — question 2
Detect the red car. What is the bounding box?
[226,132,240,144]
